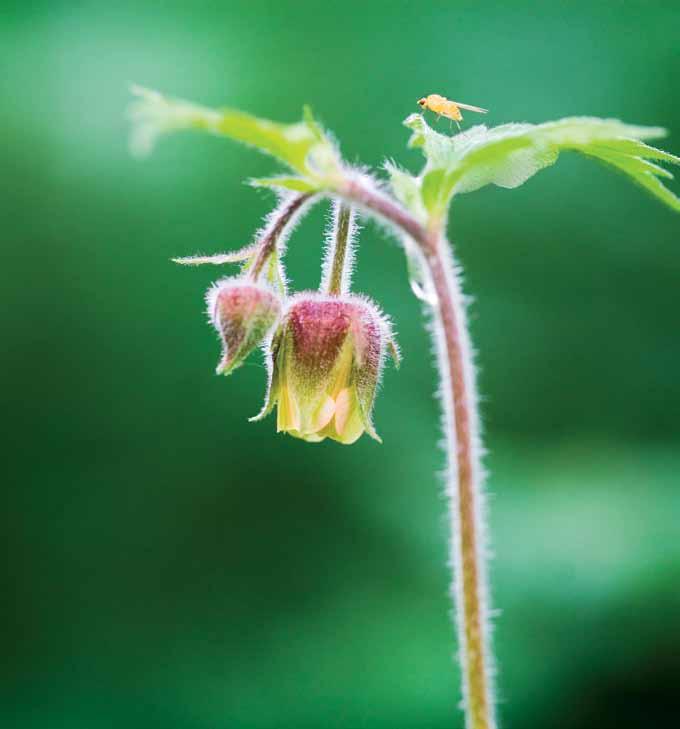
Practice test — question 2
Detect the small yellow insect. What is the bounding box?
[417,94,488,129]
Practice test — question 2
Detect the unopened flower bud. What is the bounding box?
[252,293,399,444]
[206,278,282,376]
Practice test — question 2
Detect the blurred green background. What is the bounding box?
[2,1,679,727]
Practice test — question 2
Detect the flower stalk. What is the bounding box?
[249,192,315,282]
[322,202,356,296]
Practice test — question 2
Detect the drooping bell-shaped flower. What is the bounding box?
[207,278,282,376]
[252,293,399,444]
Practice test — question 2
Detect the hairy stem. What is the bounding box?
[338,177,495,729]
[427,240,494,729]
[323,202,355,296]
[249,192,313,281]
[342,176,427,248]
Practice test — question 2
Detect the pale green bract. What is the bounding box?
[401,113,680,219]
[384,161,428,222]
[172,245,256,266]
[128,85,341,182]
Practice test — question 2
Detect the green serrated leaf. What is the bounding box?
[583,148,680,212]
[129,85,340,178]
[587,146,674,179]
[584,137,679,165]
[404,113,680,219]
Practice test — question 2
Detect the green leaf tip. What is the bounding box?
[127,85,340,178]
[302,104,326,143]
[400,113,680,217]
[249,176,319,193]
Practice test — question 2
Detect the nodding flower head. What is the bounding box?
[252,293,399,445]
[207,278,282,376]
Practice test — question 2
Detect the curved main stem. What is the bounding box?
[340,178,495,729]
[427,240,494,729]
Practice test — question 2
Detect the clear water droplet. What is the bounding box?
[404,240,438,306]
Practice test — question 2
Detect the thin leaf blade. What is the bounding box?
[128,85,339,177]
[173,245,256,266]
[249,176,320,192]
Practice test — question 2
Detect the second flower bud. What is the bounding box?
[207,278,282,376]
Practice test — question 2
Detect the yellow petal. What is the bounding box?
[299,431,326,443]
[333,387,365,444]
[334,388,352,435]
[277,384,300,433]
[314,395,336,432]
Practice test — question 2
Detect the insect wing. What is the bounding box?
[452,101,488,114]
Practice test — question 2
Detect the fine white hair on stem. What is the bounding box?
[249,191,318,293]
[260,191,313,260]
[429,239,496,729]
[334,168,496,728]
[320,199,359,296]
[337,168,427,252]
